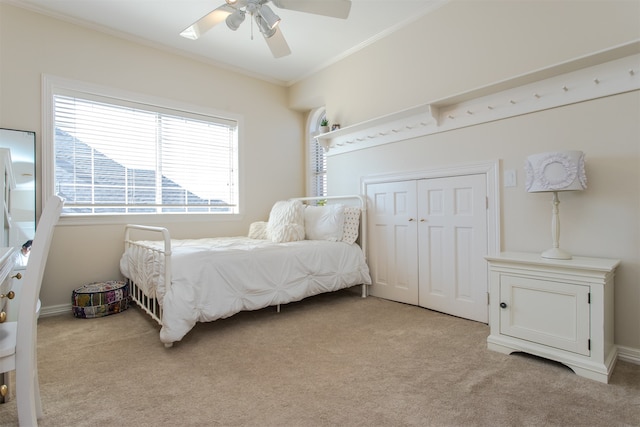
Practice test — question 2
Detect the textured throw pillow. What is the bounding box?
[341,207,360,245]
[266,200,305,243]
[304,204,345,241]
[248,221,268,240]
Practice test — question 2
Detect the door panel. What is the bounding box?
[418,174,488,322]
[366,180,418,304]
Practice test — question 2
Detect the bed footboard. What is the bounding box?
[123,224,172,329]
[127,278,163,325]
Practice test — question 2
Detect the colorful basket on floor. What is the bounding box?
[72,281,130,318]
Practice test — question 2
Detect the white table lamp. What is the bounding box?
[525,151,587,260]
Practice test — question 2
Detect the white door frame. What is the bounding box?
[361,160,501,259]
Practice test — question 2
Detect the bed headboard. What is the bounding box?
[291,195,367,260]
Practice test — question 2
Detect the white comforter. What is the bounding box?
[120,237,371,344]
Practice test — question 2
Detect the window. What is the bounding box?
[46,80,239,216]
[308,112,327,197]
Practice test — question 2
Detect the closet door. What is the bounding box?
[417,174,488,323]
[366,180,419,304]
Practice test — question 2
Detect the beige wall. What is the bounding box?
[290,0,639,118]
[1,1,639,354]
[0,4,305,309]
[290,1,640,351]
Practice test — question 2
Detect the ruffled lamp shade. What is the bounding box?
[524,151,587,259]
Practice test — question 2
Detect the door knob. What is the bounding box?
[500,302,507,309]
[0,291,14,299]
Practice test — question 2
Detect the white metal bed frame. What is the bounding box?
[123,195,368,330]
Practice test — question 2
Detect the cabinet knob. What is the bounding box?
[12,272,22,280]
[0,312,6,323]
[0,291,14,300]
[500,302,507,309]
[408,218,415,222]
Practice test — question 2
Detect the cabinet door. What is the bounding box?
[499,274,590,356]
[366,180,419,304]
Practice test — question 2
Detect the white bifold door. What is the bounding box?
[367,174,489,323]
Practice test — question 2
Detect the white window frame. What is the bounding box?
[306,107,327,198]
[42,75,244,225]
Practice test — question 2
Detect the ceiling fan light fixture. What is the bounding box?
[180,26,199,40]
[258,4,281,30]
[255,15,276,38]
[225,9,245,31]
[181,0,352,57]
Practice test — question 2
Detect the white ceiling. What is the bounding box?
[8,0,446,85]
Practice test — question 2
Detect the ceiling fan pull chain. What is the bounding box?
[250,12,254,40]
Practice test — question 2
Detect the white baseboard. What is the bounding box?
[40,303,71,318]
[617,345,640,365]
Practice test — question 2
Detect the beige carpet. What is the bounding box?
[1,288,639,426]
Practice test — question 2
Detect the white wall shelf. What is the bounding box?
[317,40,640,156]
[316,104,439,152]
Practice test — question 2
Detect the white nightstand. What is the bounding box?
[485,252,620,383]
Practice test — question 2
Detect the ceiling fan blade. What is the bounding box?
[271,0,351,19]
[264,27,291,58]
[180,4,235,39]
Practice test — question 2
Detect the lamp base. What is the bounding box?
[541,247,572,260]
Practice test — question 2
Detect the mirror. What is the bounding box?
[0,128,36,270]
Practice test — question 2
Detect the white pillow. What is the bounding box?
[248,221,268,240]
[304,204,345,241]
[341,207,360,245]
[266,200,305,243]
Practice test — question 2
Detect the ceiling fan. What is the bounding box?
[180,0,352,58]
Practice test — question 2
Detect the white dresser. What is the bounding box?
[0,247,18,321]
[485,252,620,383]
[0,246,18,403]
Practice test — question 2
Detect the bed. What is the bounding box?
[119,195,371,347]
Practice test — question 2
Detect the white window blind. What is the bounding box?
[53,93,238,215]
[310,138,327,197]
[310,115,327,197]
